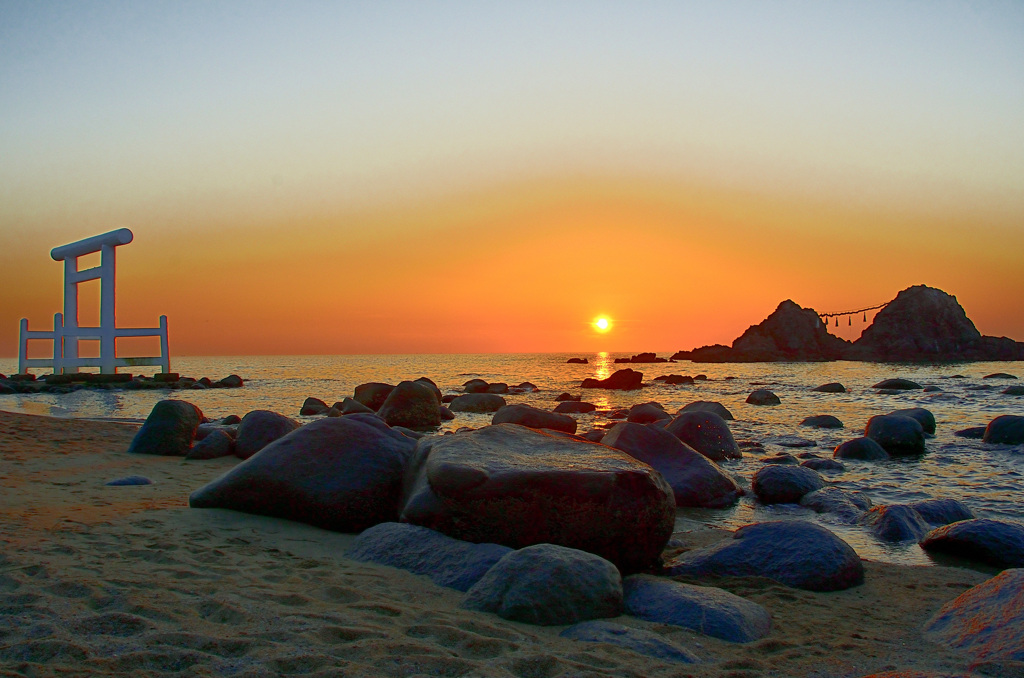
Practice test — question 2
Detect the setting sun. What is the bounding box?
[593,316,612,333]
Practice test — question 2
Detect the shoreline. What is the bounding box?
[0,409,997,676]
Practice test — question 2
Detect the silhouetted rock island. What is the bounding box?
[671,285,1023,363]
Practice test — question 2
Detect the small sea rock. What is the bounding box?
[234,410,300,460]
[627,402,670,424]
[665,411,740,461]
[677,400,734,421]
[746,389,780,406]
[801,457,845,472]
[492,404,577,434]
[872,378,923,390]
[186,429,234,460]
[983,415,1024,445]
[812,382,846,393]
[909,498,976,526]
[127,400,204,457]
[554,401,597,414]
[801,415,843,429]
[752,465,825,504]
[861,505,931,542]
[448,393,507,414]
[921,519,1024,569]
[1003,385,1024,396]
[800,487,871,523]
[299,397,330,416]
[889,407,936,435]
[954,427,986,439]
[983,372,1018,380]
[865,414,926,456]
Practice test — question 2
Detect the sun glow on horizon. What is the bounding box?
[592,316,612,333]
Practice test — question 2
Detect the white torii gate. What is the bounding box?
[18,228,170,375]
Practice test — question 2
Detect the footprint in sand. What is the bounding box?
[197,599,248,625]
[69,611,150,637]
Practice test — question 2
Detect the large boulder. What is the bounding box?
[850,285,1024,362]
[751,465,825,504]
[559,621,698,663]
[346,522,511,592]
[923,569,1024,665]
[664,521,864,592]
[983,415,1024,445]
[861,505,931,543]
[448,393,507,414]
[920,519,1024,569]
[678,400,734,420]
[234,410,300,460]
[834,437,890,461]
[581,369,643,390]
[377,380,441,430]
[728,299,851,361]
[865,414,926,456]
[185,429,234,460]
[601,422,741,508]
[909,498,976,526]
[127,400,204,456]
[622,575,771,643]
[299,397,330,416]
[400,424,675,573]
[626,403,670,424]
[889,408,936,435]
[664,411,740,461]
[491,404,577,434]
[461,544,623,626]
[352,382,395,411]
[190,414,416,532]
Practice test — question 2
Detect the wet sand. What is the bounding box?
[0,409,990,677]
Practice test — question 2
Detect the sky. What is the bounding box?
[1,1,1022,357]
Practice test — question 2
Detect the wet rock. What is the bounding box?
[554,401,597,414]
[861,505,931,542]
[746,389,780,406]
[623,575,771,643]
[889,407,936,435]
[448,393,507,414]
[601,422,742,508]
[463,378,489,393]
[665,411,740,461]
[923,568,1024,665]
[485,382,509,394]
[627,402,670,424]
[415,377,443,404]
[801,415,843,429]
[921,519,1024,569]
[582,368,643,391]
[185,429,235,460]
[234,410,300,460]
[127,400,204,457]
[954,426,986,439]
[300,397,330,416]
[812,382,846,393]
[983,415,1024,445]
[377,380,442,430]
[555,392,581,401]
[514,382,538,392]
[559,621,698,663]
[872,379,923,390]
[865,414,926,456]
[492,404,577,434]
[908,498,976,526]
[759,453,799,465]
[353,382,395,411]
[218,374,244,388]
[400,424,674,573]
[338,397,375,415]
[106,475,152,486]
[800,457,845,472]
[567,357,589,364]
[1004,386,1024,396]
[581,430,605,443]
[439,406,455,421]
[922,385,943,393]
[462,544,623,626]
[195,422,237,441]
[190,414,416,532]
[984,373,1018,380]
[751,465,825,504]
[346,522,511,592]
[664,521,864,592]
[765,435,816,448]
[800,487,871,523]
[656,374,695,385]
[678,401,734,421]
[833,437,890,460]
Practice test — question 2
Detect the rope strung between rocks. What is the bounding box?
[818,301,891,327]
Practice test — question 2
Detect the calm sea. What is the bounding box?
[2,353,1022,566]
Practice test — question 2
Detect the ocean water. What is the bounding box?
[2,352,1022,566]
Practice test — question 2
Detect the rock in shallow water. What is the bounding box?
[834,437,890,461]
[377,380,441,430]
[400,423,675,573]
[983,415,1024,445]
[664,521,864,592]
[491,404,577,434]
[801,415,843,429]
[677,400,734,420]
[462,544,623,626]
[861,505,930,543]
[865,414,926,456]
[448,393,506,413]
[746,389,780,406]
[581,368,643,390]
[909,498,976,526]
[889,407,936,435]
[752,465,825,504]
[664,411,740,461]
[920,519,1024,569]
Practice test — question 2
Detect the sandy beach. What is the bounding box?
[0,409,994,677]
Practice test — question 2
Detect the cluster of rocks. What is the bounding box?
[581,368,643,390]
[0,371,243,395]
[671,285,1024,363]
[614,352,670,364]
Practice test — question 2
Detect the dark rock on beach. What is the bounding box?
[656,374,695,385]
[801,415,843,429]
[582,368,643,390]
[185,429,235,460]
[377,380,441,430]
[664,521,864,592]
[678,400,734,420]
[492,404,577,434]
[559,621,698,664]
[338,397,375,415]
[127,400,204,457]
[106,475,152,486]
[865,414,926,456]
[984,372,1018,379]
[234,410,300,460]
[834,437,890,461]
[746,389,780,406]
[448,393,507,414]
[601,422,742,508]
[190,414,416,532]
[665,411,740,461]
[1004,385,1024,395]
[463,378,489,393]
[983,415,1024,445]
[920,519,1024,569]
[623,575,771,643]
[346,522,511,592]
[760,453,799,465]
[555,392,580,402]
[752,465,825,504]
[461,543,623,626]
[400,424,675,573]
[923,568,1024,666]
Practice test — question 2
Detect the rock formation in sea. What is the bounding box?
[671,284,1024,363]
